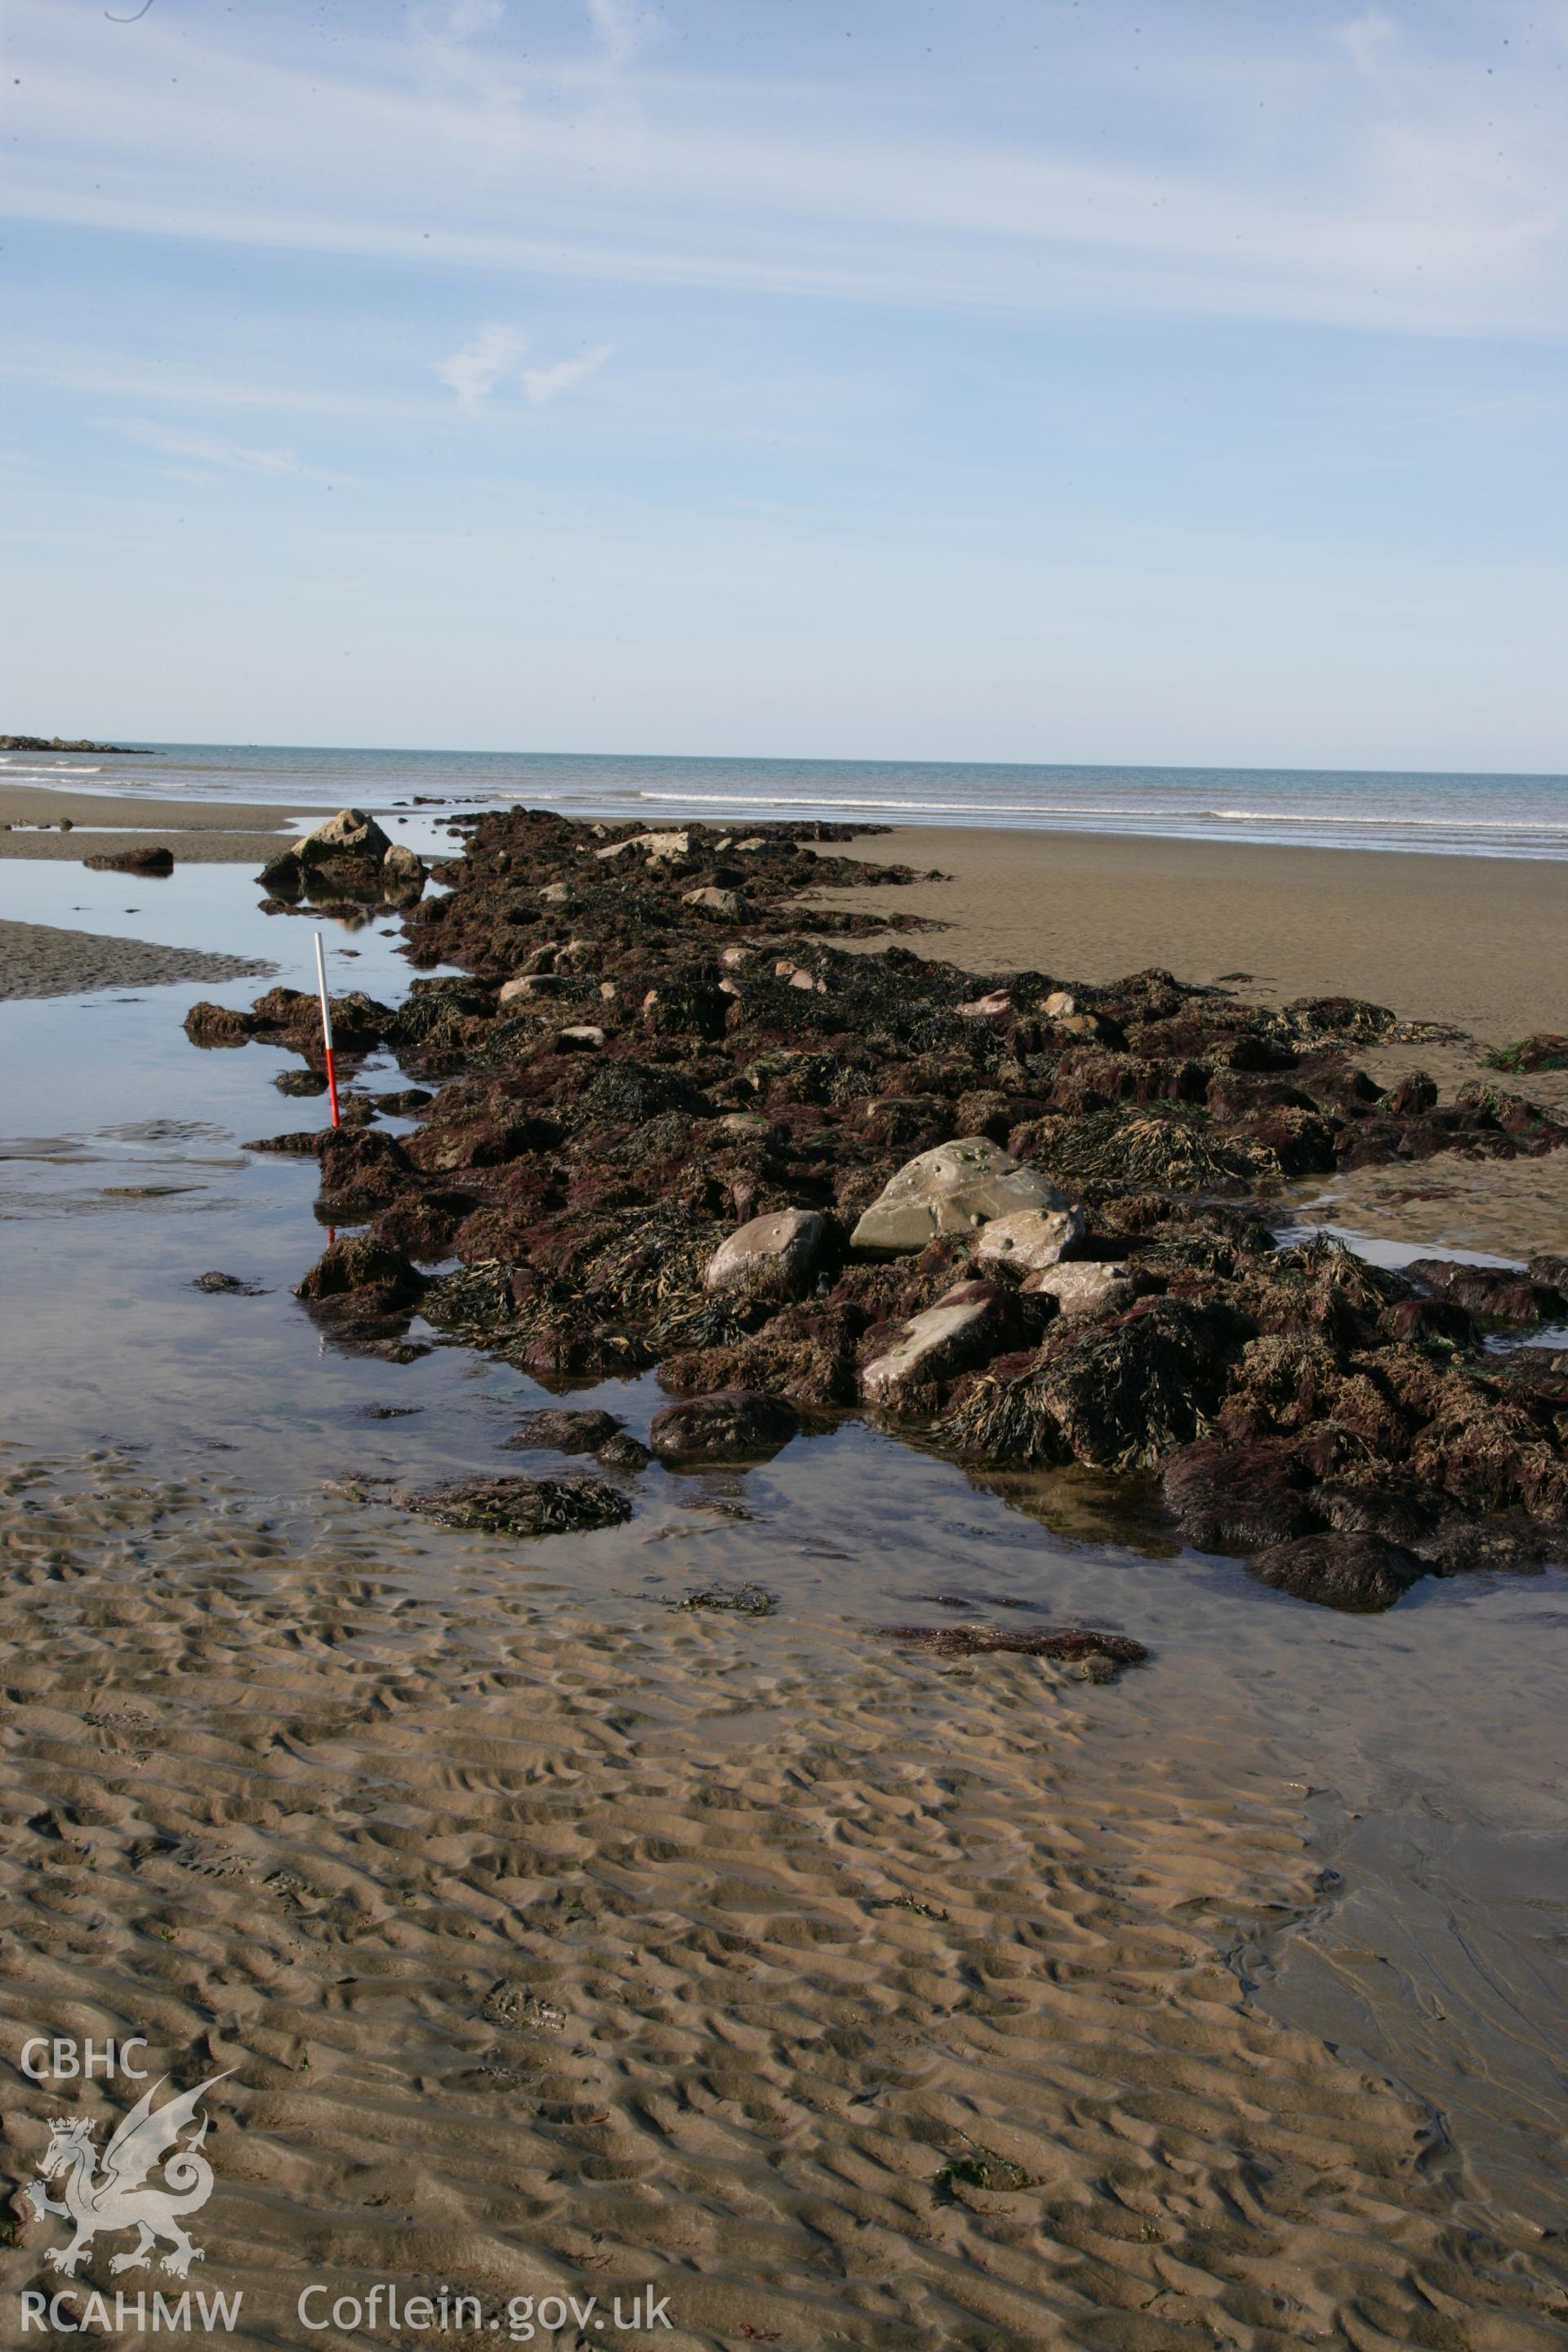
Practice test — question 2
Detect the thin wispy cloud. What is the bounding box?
[7,0,1564,338]
[434,323,529,411]
[585,0,663,69]
[113,421,322,476]
[520,344,613,408]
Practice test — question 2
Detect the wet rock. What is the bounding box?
[1381,1070,1438,1117]
[860,1281,1015,1411]
[939,1296,1249,1470]
[83,845,175,876]
[381,841,425,904]
[1022,1261,1137,1318]
[498,972,568,1003]
[1286,996,1397,1043]
[675,1583,776,1615]
[1484,1035,1568,1076]
[648,1388,801,1462]
[242,1129,325,1156]
[1408,1259,1563,1329]
[316,1126,413,1214]
[878,1624,1147,1672]
[1161,1437,1324,1551]
[275,1067,329,1097]
[192,1271,265,1295]
[1247,1532,1424,1611]
[506,1406,624,1454]
[974,1204,1086,1274]
[683,885,746,918]
[705,1206,826,1300]
[596,1432,653,1471]
[851,1138,1068,1253]
[260,807,394,901]
[294,1236,425,1330]
[394,1475,632,1536]
[184,1000,251,1048]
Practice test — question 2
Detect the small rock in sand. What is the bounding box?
[394,1475,633,1536]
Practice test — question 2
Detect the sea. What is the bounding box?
[7,742,1568,860]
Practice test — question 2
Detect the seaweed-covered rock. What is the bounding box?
[1160,1437,1325,1552]
[505,1406,625,1454]
[394,1475,631,1536]
[294,1236,425,1333]
[877,1624,1147,1672]
[940,1297,1248,1470]
[648,1388,801,1462]
[1247,1532,1423,1612]
[84,845,175,876]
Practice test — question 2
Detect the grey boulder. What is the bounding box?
[705,1207,825,1300]
[1022,1261,1136,1318]
[974,1204,1086,1274]
[860,1280,1012,1410]
[851,1137,1069,1254]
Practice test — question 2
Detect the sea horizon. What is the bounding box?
[6,740,1568,861]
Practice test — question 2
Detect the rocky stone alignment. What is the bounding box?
[185,808,1568,1610]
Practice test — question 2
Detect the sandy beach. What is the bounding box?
[2,808,1566,2344]
[819,826,1568,1045]
[0,783,308,870]
[1,1447,1562,2347]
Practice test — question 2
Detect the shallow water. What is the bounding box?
[1,861,1564,2234]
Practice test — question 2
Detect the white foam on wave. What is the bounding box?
[632,788,1568,839]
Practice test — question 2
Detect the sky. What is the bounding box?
[2,0,1565,770]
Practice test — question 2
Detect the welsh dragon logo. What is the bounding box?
[25,2071,233,2279]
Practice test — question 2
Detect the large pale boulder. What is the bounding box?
[294,807,392,865]
[595,829,689,862]
[975,1204,1086,1274]
[851,1137,1068,1254]
[705,1207,825,1299]
[860,1280,1011,1409]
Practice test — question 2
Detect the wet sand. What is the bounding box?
[819,826,1568,1045]
[0,918,274,1001]
[1,1450,1562,2347]
[2,841,1566,2338]
[0,783,317,868]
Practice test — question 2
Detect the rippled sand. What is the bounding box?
[2,1453,1563,2349]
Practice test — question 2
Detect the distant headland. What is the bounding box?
[0,735,149,754]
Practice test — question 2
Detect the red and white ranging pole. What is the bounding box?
[314,932,341,1129]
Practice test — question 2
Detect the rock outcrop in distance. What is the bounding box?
[187,807,1568,1611]
[0,733,147,753]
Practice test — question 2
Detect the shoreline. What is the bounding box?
[821,823,1568,1044]
[7,782,1565,1040]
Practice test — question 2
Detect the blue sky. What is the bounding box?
[2,0,1564,768]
